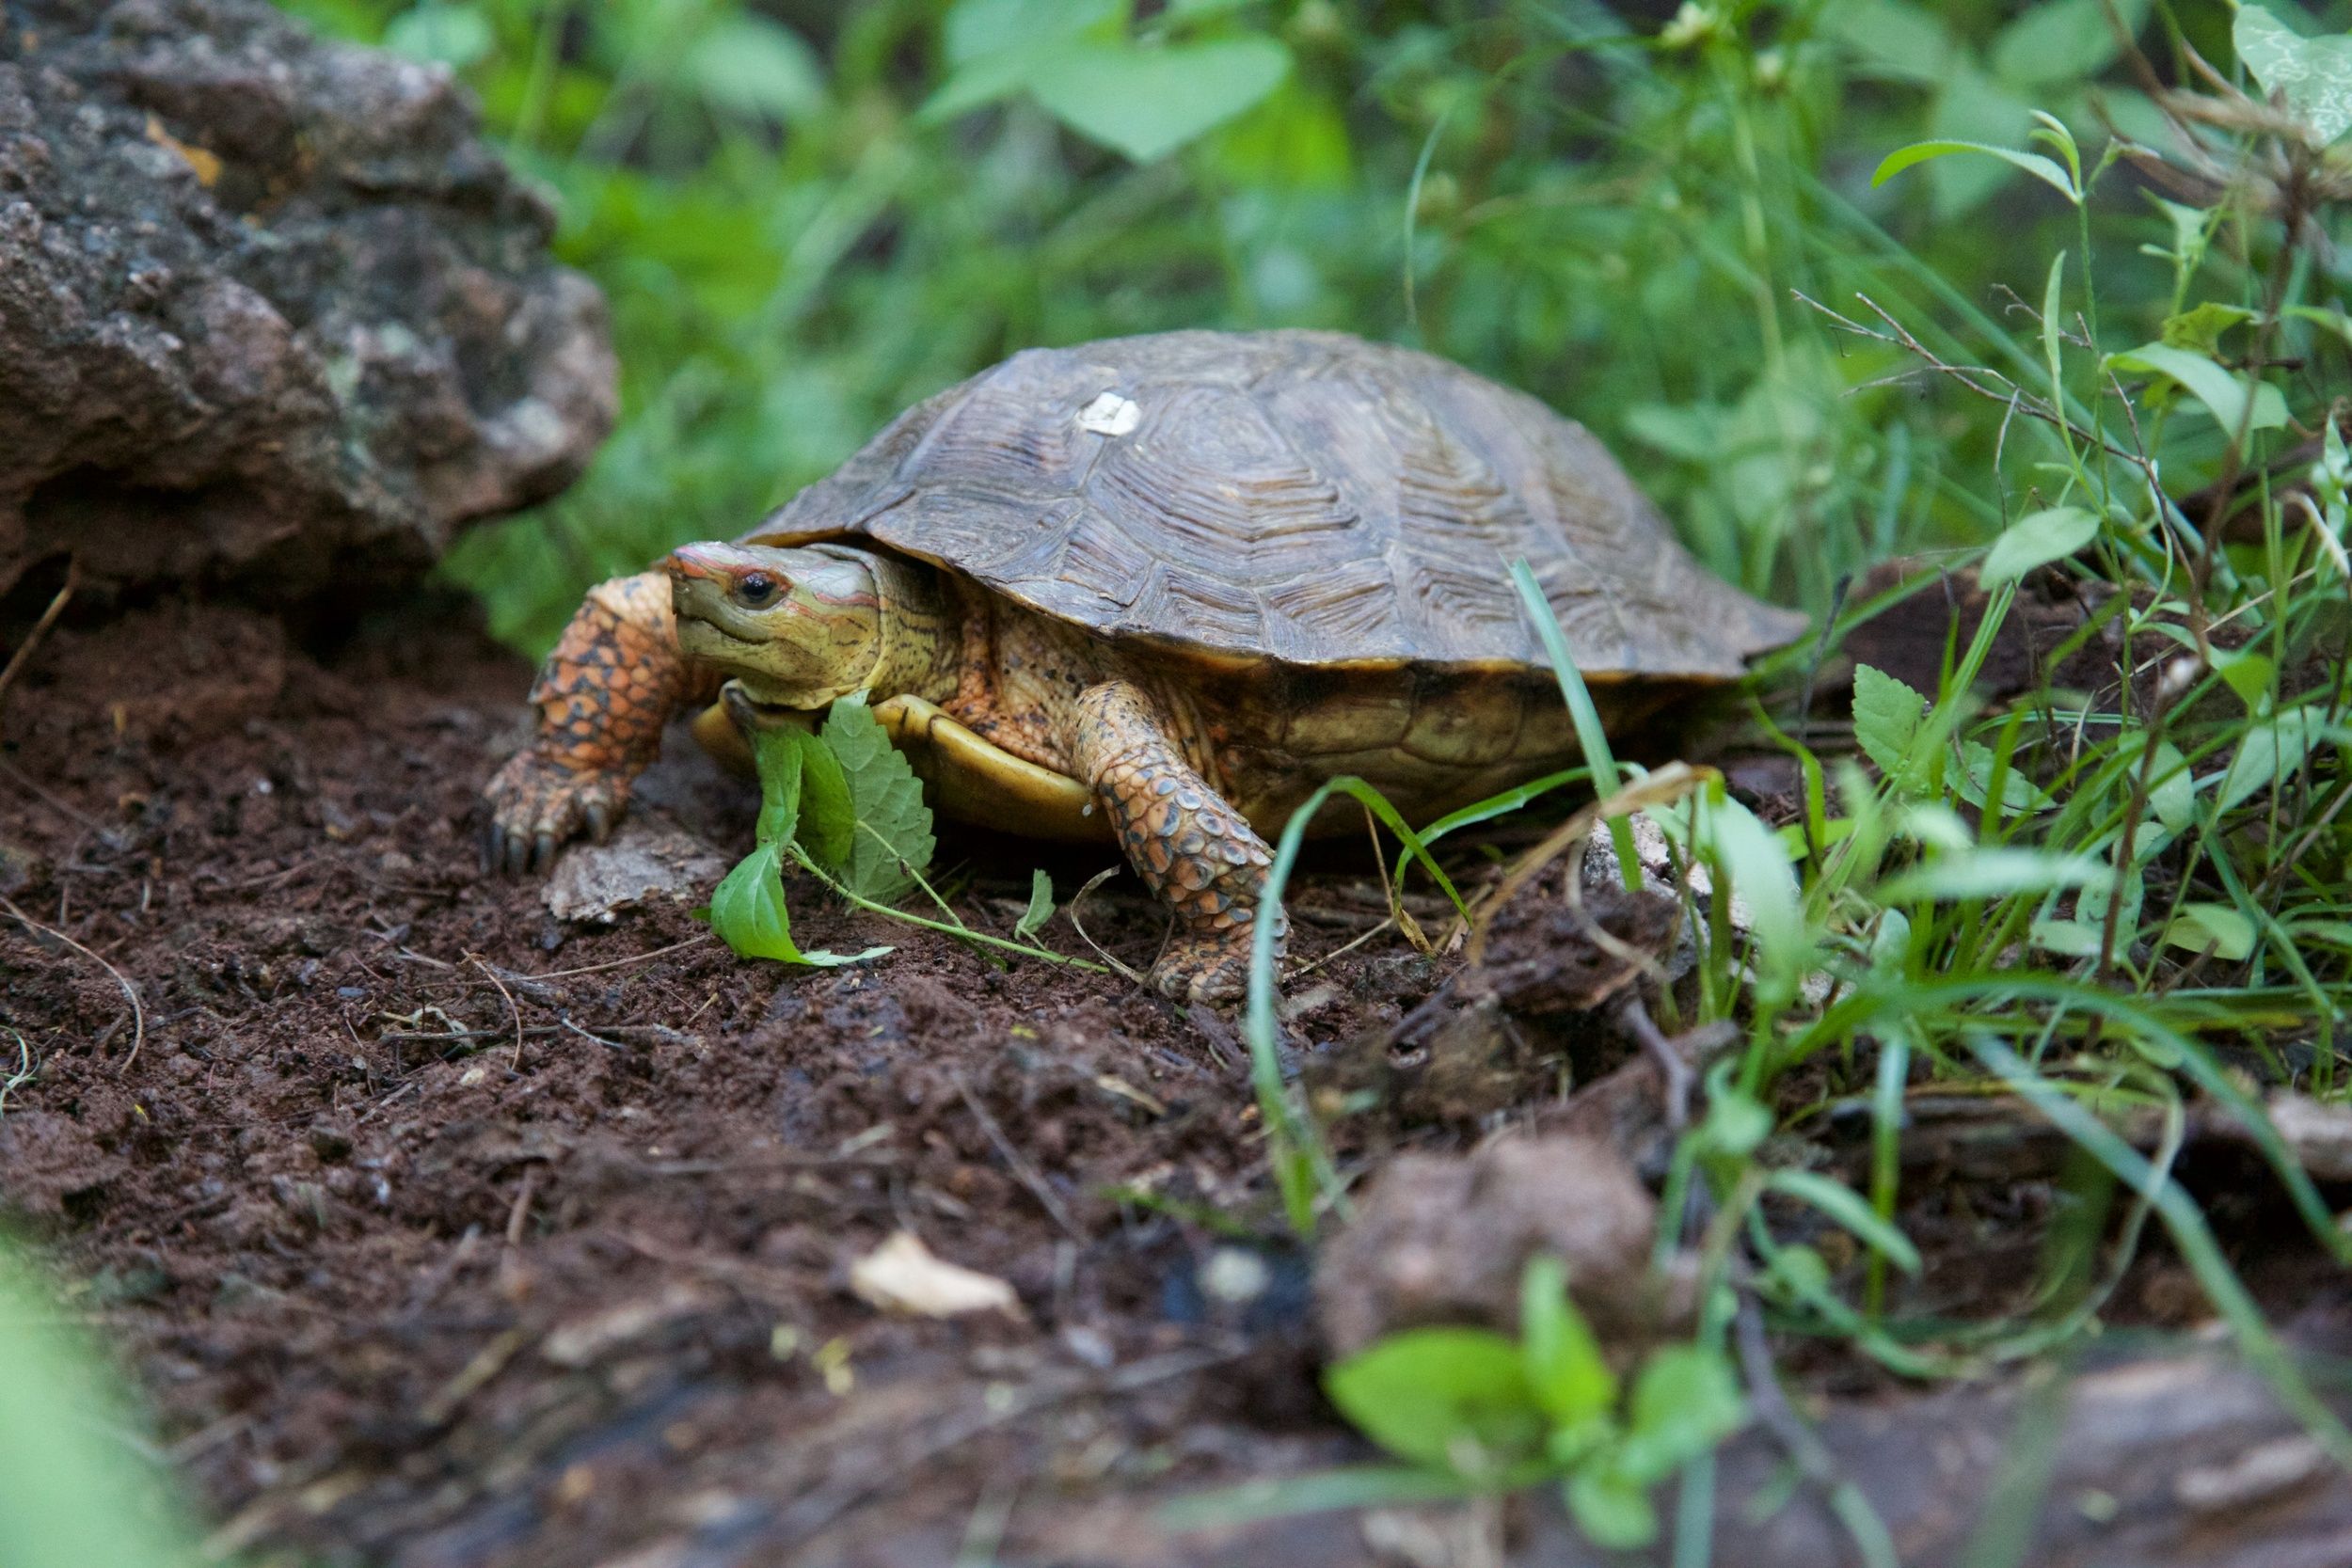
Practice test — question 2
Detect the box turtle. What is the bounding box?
[484,329,1803,1003]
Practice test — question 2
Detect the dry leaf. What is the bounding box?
[849,1231,1020,1319]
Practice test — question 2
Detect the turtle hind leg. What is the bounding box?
[482,570,701,875]
[1068,681,1287,1006]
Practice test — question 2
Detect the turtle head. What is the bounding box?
[666,543,888,709]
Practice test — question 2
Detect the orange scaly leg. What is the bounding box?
[1069,681,1286,1006]
[481,571,701,874]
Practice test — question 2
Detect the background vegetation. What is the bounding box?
[278,0,2268,651]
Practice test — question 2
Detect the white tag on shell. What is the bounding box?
[1076,390,1141,436]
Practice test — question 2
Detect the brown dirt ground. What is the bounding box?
[3,592,2348,1568]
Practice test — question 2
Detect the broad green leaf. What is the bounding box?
[2215,709,2322,815]
[2235,5,2352,146]
[1028,37,1292,162]
[385,2,491,68]
[2145,736,2196,834]
[797,729,856,872]
[821,695,936,902]
[1617,1345,1747,1483]
[2161,301,2258,359]
[1876,848,2103,903]
[2213,647,2277,709]
[1819,0,1963,83]
[706,844,888,967]
[2162,902,2258,962]
[2108,342,2289,435]
[1565,1463,1658,1550]
[1322,1328,1545,1472]
[1990,0,2149,88]
[749,726,806,851]
[1872,139,2077,204]
[945,0,1121,65]
[1015,869,1056,940]
[1957,739,2056,814]
[1980,505,2101,586]
[688,14,825,123]
[1851,663,1929,789]
[1767,1169,1923,1275]
[1518,1257,1616,1426]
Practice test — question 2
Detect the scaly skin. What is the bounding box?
[1069,680,1285,1006]
[481,571,714,875]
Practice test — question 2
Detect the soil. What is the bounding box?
[4,591,2349,1568]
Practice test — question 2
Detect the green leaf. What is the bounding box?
[1819,0,1963,83]
[688,14,825,123]
[1876,848,2105,903]
[2213,647,2277,710]
[2161,302,2258,359]
[1990,0,2148,88]
[1766,1169,1923,1275]
[1028,36,1292,162]
[1851,663,1929,790]
[749,725,807,850]
[706,844,888,967]
[2108,342,2289,435]
[1980,505,2102,586]
[2216,710,2321,815]
[1694,789,1806,991]
[1697,1062,1773,1159]
[1872,139,2077,205]
[1957,739,2056,814]
[796,730,855,872]
[1015,869,1056,940]
[946,0,1122,66]
[2236,5,2352,146]
[1564,1463,1658,1550]
[1518,1257,1616,1426]
[821,696,936,903]
[1618,1345,1747,1483]
[385,2,491,68]
[2145,736,2196,834]
[2161,902,2259,962]
[1323,1328,1546,1473]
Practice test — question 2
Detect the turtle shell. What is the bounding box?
[746,329,1804,678]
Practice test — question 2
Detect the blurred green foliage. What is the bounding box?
[273,0,2328,653]
[0,1242,199,1568]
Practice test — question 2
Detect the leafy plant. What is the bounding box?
[1320,1258,1745,1550]
[705,698,1089,974]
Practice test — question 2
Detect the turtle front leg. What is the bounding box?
[1069,681,1287,1006]
[482,570,702,874]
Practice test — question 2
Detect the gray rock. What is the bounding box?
[544,816,732,926]
[0,0,616,603]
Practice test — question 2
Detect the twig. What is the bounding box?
[3,895,144,1072]
[953,1072,1083,1242]
[467,954,527,1068]
[1615,991,1694,1132]
[0,756,111,836]
[1065,864,1149,987]
[0,562,76,734]
[512,934,713,980]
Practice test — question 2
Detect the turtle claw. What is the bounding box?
[480,750,631,878]
[1149,928,1267,1009]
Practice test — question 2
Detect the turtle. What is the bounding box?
[483,329,1804,1004]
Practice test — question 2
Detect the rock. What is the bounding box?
[0,0,615,605]
[1313,1133,1689,1362]
[543,816,732,924]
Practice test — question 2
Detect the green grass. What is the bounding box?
[197,0,2352,1555]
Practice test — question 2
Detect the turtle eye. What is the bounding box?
[734,572,781,608]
